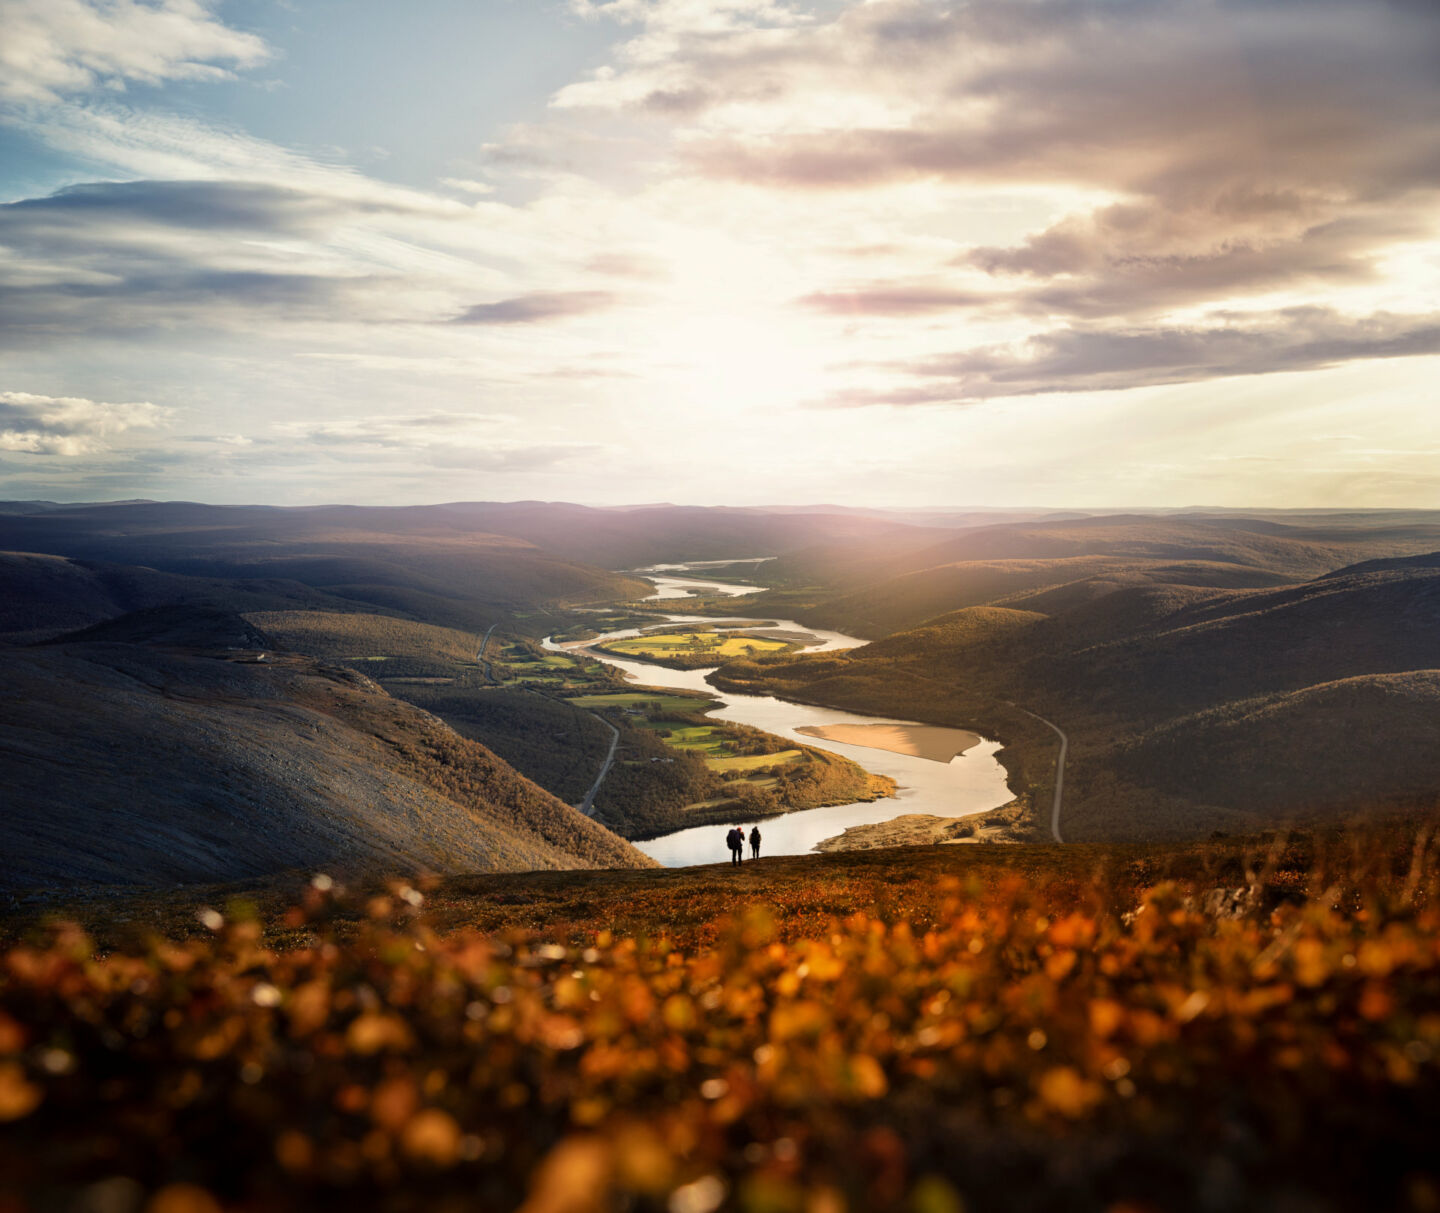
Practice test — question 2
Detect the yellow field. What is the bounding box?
[707,748,804,772]
[604,631,791,659]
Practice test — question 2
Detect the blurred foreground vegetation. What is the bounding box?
[3,822,1440,1212]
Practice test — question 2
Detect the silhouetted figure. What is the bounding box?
[726,826,743,865]
[749,826,762,860]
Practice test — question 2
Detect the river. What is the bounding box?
[545,565,1013,866]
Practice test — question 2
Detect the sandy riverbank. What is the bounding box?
[814,798,1036,851]
[795,722,982,763]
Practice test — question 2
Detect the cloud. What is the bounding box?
[438,178,496,196]
[0,180,431,235]
[0,272,368,348]
[965,200,1431,320]
[858,309,1440,402]
[553,0,812,114]
[272,412,600,471]
[0,179,476,343]
[0,390,168,454]
[449,292,618,325]
[671,1,1440,195]
[0,166,631,348]
[583,252,667,280]
[0,0,268,104]
[806,385,972,410]
[422,441,602,472]
[279,413,511,448]
[1,0,1438,508]
[565,0,807,37]
[797,284,992,316]
[566,0,1440,377]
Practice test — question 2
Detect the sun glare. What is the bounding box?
[656,308,828,411]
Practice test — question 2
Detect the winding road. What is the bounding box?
[475,623,499,684]
[1010,706,1068,844]
[574,716,620,818]
[890,668,1068,844]
[475,621,620,817]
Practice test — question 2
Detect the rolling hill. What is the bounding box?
[0,503,653,637]
[717,557,1440,840]
[425,500,949,568]
[759,512,1440,636]
[10,501,1440,850]
[0,551,370,645]
[1117,671,1440,818]
[0,609,652,891]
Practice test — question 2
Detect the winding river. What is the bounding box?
[545,565,1013,866]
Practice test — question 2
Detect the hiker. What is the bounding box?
[749,825,762,860]
[726,826,743,865]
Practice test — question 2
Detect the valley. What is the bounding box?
[6,499,1440,881]
[252,596,910,850]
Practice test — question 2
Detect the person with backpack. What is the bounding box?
[749,825,762,860]
[726,826,743,865]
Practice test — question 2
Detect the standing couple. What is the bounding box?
[726,825,761,864]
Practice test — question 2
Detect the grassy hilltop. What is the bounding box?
[2,822,1439,1212]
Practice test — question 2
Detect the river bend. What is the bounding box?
[545,566,1013,866]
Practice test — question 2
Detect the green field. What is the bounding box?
[491,642,615,690]
[649,722,731,756]
[566,691,717,715]
[638,718,806,775]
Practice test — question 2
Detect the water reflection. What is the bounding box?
[639,575,757,600]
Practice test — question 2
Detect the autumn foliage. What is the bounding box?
[3,826,1440,1212]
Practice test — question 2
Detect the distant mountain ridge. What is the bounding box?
[0,551,368,645]
[0,503,654,637]
[765,513,1440,635]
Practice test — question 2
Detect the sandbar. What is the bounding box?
[795,722,982,763]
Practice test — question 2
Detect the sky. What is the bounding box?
[1,0,1438,509]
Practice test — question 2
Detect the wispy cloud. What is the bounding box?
[277,412,511,448]
[557,0,1440,392]
[0,0,268,104]
[840,309,1440,403]
[797,284,992,317]
[270,411,601,473]
[449,292,618,325]
[0,177,507,341]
